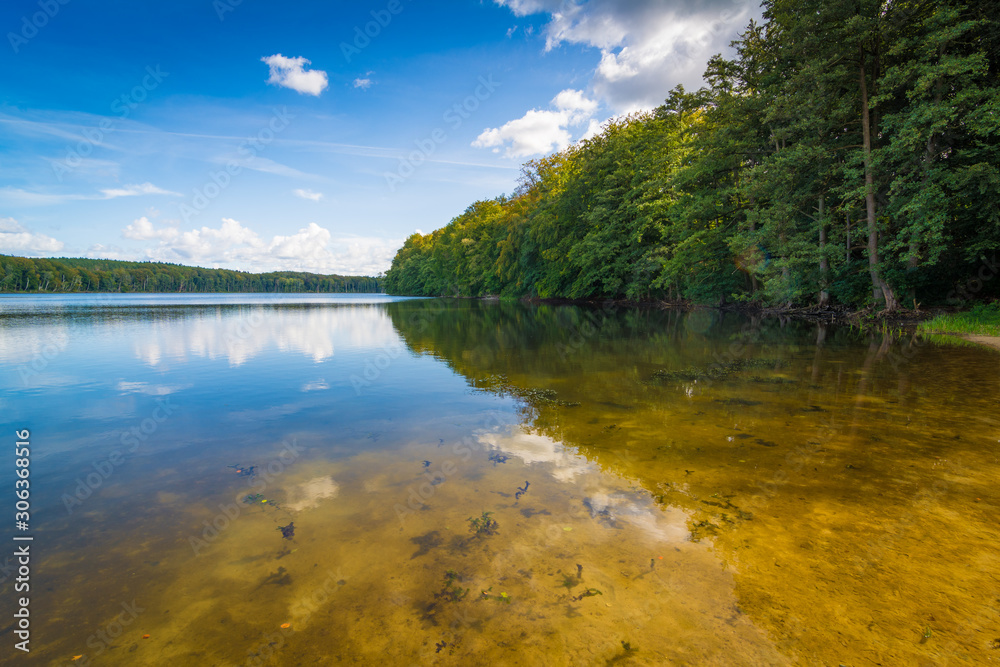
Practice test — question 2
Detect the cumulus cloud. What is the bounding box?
[268,222,332,262]
[261,54,329,96]
[122,216,180,242]
[0,217,64,255]
[472,88,597,158]
[293,188,324,202]
[170,217,266,261]
[85,243,132,260]
[118,217,398,275]
[353,78,372,89]
[495,0,756,113]
[580,117,603,141]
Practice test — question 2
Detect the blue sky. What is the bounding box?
[0,0,758,275]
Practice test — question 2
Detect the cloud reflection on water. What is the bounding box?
[132,305,399,367]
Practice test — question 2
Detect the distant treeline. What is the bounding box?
[0,255,384,293]
[385,0,999,309]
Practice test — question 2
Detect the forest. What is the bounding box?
[0,255,384,293]
[384,0,999,309]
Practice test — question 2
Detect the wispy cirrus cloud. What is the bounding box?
[0,182,180,206]
[100,182,180,198]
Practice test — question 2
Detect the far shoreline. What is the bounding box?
[7,291,998,350]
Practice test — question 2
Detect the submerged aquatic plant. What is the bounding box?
[488,452,509,465]
[560,573,579,590]
[479,586,511,603]
[228,464,256,478]
[514,480,530,500]
[475,374,580,407]
[436,570,469,602]
[650,358,784,384]
[572,588,602,602]
[277,522,295,539]
[468,511,499,536]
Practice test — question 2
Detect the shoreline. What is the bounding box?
[457,296,1000,345]
[11,291,996,346]
[944,333,1000,352]
[512,295,932,326]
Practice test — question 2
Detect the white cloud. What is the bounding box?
[552,89,598,120]
[293,188,324,202]
[170,217,266,261]
[261,54,329,96]
[85,243,131,260]
[494,0,757,113]
[268,222,330,261]
[117,217,399,275]
[353,78,372,89]
[0,217,64,255]
[472,88,597,158]
[580,118,603,142]
[123,216,180,242]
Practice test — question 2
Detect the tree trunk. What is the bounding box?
[859,54,898,310]
[845,211,851,264]
[818,196,829,307]
[748,208,761,295]
[909,75,941,305]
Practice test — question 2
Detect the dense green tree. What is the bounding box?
[0,255,383,294]
[384,0,998,310]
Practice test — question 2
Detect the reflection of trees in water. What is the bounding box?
[388,299,1000,663]
[384,298,952,537]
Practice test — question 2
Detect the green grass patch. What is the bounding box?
[917,303,1000,337]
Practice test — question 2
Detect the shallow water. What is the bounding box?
[2,295,998,666]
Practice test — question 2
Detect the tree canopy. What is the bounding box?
[0,255,383,293]
[385,0,999,309]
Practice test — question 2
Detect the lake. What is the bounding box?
[2,294,998,666]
